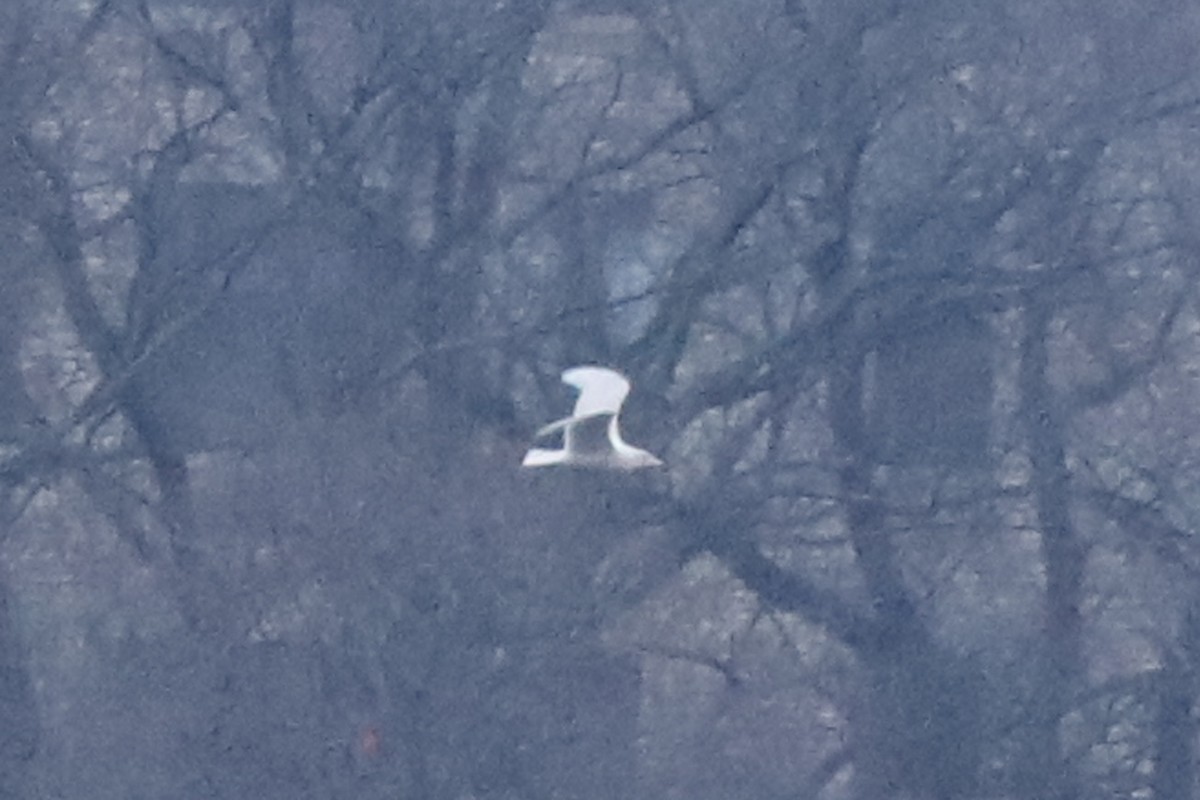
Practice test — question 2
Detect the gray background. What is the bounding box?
[1,0,1199,798]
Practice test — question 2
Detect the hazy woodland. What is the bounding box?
[2,1,1200,798]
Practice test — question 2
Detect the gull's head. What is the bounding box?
[618,448,664,470]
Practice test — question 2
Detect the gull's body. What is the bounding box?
[522,366,663,470]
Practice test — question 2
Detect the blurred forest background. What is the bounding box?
[2,0,1200,798]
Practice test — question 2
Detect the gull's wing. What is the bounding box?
[533,410,609,439]
[562,413,616,457]
[532,412,616,456]
[521,447,567,467]
[561,367,630,418]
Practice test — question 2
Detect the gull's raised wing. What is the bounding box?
[561,367,631,418]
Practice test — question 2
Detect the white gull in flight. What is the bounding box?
[521,366,663,470]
